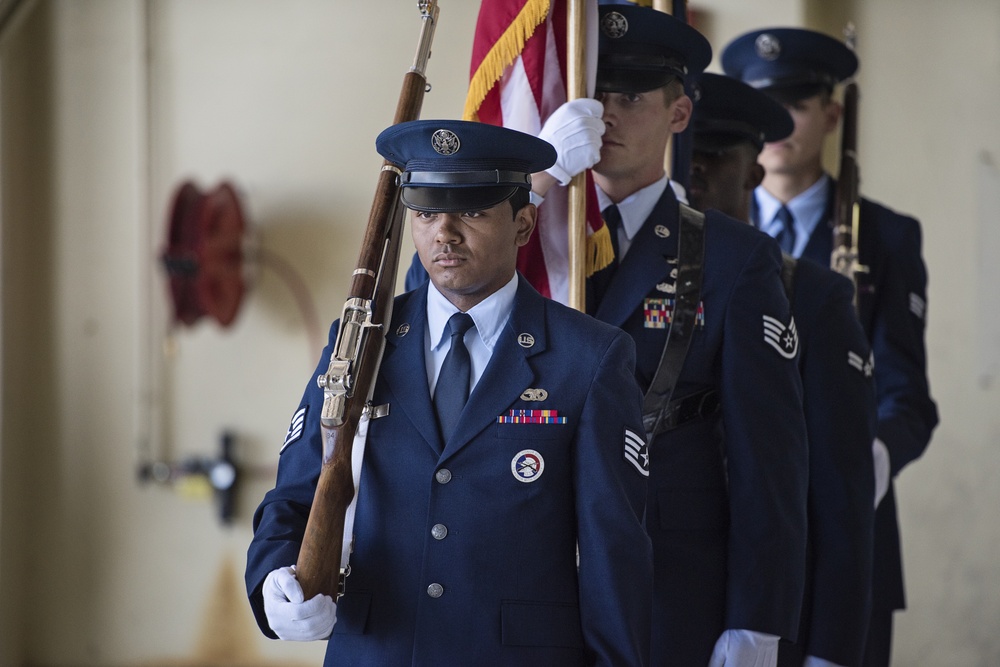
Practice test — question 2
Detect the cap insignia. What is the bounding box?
[431,129,461,155]
[601,11,628,39]
[755,33,781,61]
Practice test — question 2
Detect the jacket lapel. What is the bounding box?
[379,284,443,453]
[441,278,545,459]
[594,189,679,327]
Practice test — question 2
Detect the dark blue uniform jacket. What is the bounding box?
[793,182,938,612]
[591,187,809,666]
[247,277,654,667]
[780,257,877,667]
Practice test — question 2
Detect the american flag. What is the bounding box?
[463,0,611,304]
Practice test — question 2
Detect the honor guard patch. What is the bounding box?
[280,406,307,453]
[909,292,926,320]
[763,314,799,359]
[644,298,706,329]
[512,450,544,482]
[848,350,875,378]
[624,429,649,477]
[498,409,567,424]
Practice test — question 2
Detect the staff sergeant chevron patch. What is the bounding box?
[763,314,799,359]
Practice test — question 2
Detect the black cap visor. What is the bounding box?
[401,185,521,214]
[596,53,684,94]
[755,78,833,104]
[693,132,760,154]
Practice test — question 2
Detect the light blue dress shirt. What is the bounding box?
[424,272,518,396]
[754,173,831,259]
[596,175,670,259]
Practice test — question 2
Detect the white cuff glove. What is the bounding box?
[708,629,779,667]
[873,437,890,507]
[538,98,605,185]
[804,655,848,667]
[262,565,337,641]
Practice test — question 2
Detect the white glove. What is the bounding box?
[803,655,848,667]
[262,565,337,641]
[538,98,606,185]
[708,629,779,667]
[873,437,890,507]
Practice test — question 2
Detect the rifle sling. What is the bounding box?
[642,204,708,439]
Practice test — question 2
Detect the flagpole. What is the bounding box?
[651,1,674,180]
[566,0,587,312]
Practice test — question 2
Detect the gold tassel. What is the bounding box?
[587,223,615,276]
[463,0,551,122]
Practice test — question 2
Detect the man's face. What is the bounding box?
[412,199,535,310]
[759,93,840,177]
[689,142,763,221]
[593,86,690,188]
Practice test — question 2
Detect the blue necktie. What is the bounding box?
[603,204,623,264]
[434,313,475,442]
[776,205,796,255]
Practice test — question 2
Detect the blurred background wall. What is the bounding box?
[0,0,996,664]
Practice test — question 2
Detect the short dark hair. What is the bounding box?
[507,188,530,219]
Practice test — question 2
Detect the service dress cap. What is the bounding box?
[375,119,557,213]
[721,27,858,102]
[596,3,712,94]
[692,73,794,152]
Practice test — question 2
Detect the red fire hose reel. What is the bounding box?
[160,181,248,327]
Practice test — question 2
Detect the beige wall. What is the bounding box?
[1,0,997,664]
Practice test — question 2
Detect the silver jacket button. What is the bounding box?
[427,583,444,598]
[431,524,448,540]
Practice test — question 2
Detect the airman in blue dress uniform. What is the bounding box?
[722,28,939,667]
[690,72,878,667]
[246,120,654,666]
[526,6,810,666]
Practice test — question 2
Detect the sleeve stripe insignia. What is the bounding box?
[624,428,650,477]
[909,292,926,319]
[280,406,308,453]
[848,350,875,378]
[763,314,799,359]
[498,409,567,424]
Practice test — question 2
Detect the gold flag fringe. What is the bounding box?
[463,0,551,122]
[587,222,615,276]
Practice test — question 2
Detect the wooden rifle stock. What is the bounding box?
[296,1,439,601]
